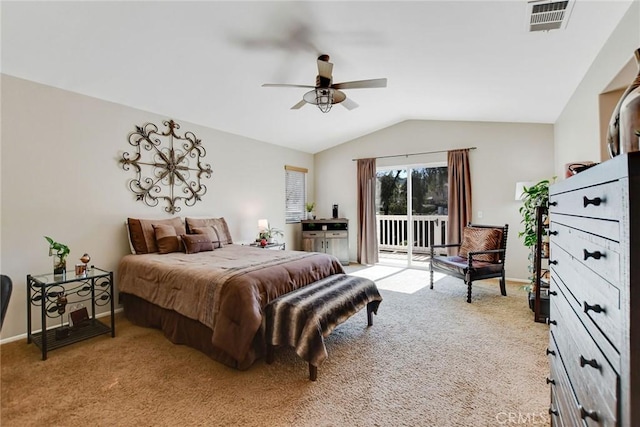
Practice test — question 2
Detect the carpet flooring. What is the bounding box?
[1,268,550,426]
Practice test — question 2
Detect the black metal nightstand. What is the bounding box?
[27,266,115,360]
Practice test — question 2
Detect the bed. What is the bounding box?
[118,217,345,370]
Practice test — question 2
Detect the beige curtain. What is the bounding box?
[447,149,472,254]
[357,158,379,265]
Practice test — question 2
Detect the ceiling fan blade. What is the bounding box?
[317,59,333,79]
[341,97,359,110]
[332,78,387,89]
[291,99,307,109]
[262,83,316,89]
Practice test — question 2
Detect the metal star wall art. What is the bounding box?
[120,120,212,214]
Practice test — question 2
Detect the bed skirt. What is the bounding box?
[120,292,264,370]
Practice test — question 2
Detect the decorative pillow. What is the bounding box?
[458,227,503,263]
[125,222,137,254]
[191,226,223,248]
[185,217,233,244]
[127,217,186,254]
[153,224,181,254]
[181,234,214,254]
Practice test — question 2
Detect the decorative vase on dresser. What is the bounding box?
[607,47,640,158]
[619,48,640,156]
[547,152,639,426]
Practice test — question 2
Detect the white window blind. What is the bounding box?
[285,165,307,223]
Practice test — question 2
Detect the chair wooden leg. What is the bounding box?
[466,281,472,303]
[266,344,275,364]
[500,273,507,296]
[309,364,318,381]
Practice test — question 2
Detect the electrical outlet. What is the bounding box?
[478,211,483,219]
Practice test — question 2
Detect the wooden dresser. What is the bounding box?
[548,152,639,426]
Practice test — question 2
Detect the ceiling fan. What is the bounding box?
[262,54,387,113]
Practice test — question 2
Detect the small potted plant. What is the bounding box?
[258,225,284,244]
[305,202,315,220]
[45,236,70,277]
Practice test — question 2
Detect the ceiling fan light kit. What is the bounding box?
[313,88,333,113]
[262,54,387,113]
[302,88,348,113]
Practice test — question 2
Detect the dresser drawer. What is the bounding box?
[325,230,348,239]
[549,180,622,222]
[549,332,583,427]
[550,384,572,427]
[551,213,619,243]
[550,293,618,426]
[550,241,622,351]
[550,277,620,372]
[550,221,620,287]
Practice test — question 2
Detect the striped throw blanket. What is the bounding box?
[265,274,382,368]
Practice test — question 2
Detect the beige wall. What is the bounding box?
[314,120,555,282]
[554,0,640,175]
[0,75,314,340]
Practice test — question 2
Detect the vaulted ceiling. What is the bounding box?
[1,1,634,153]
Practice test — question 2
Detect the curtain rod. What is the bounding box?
[351,147,476,162]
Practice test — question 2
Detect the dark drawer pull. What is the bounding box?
[549,230,558,236]
[549,201,558,207]
[583,249,604,260]
[547,319,557,326]
[546,348,556,356]
[546,377,555,385]
[549,291,557,296]
[549,259,558,265]
[579,405,599,421]
[579,355,600,370]
[583,196,602,207]
[548,407,559,416]
[583,301,605,314]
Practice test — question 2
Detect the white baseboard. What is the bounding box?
[0,307,123,345]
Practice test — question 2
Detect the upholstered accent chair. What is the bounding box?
[429,224,508,303]
[1,275,12,331]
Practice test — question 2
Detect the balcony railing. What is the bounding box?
[377,214,448,254]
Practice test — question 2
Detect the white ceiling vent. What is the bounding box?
[526,0,575,32]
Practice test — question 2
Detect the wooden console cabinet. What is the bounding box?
[301,219,349,265]
[548,152,639,426]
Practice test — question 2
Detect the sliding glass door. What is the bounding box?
[376,164,448,268]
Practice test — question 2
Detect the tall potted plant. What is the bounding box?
[518,179,551,315]
[518,180,550,252]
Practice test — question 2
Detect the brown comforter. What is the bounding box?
[117,245,344,366]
